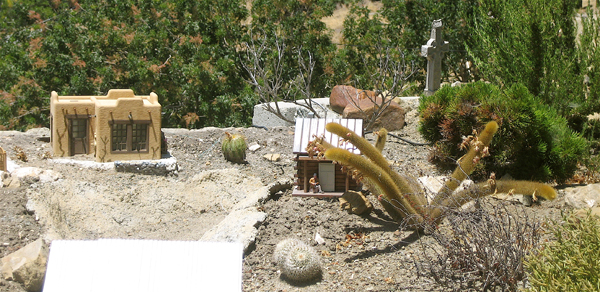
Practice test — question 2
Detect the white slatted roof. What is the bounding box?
[43,239,243,292]
[293,118,363,155]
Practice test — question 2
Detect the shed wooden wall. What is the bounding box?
[294,157,358,192]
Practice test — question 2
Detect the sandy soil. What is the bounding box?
[0,99,575,292]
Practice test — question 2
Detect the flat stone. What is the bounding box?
[252,98,340,128]
[114,155,179,176]
[200,209,267,254]
[233,187,270,211]
[263,153,281,162]
[248,144,261,152]
[1,238,48,292]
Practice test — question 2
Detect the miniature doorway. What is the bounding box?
[69,118,88,155]
[318,163,335,192]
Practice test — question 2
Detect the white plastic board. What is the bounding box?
[43,239,243,292]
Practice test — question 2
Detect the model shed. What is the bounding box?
[292,118,363,197]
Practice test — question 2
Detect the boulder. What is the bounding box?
[329,85,377,114]
[343,98,406,131]
[564,183,600,209]
[1,239,48,292]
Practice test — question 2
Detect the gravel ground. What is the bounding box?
[0,100,571,291]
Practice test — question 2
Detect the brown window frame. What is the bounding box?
[110,120,151,154]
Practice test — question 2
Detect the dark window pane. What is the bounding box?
[111,124,128,152]
[132,124,147,151]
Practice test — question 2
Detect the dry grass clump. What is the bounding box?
[413,200,542,291]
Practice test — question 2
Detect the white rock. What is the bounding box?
[564,183,600,209]
[248,144,261,152]
[263,153,281,162]
[10,167,61,184]
[315,232,325,245]
[11,167,43,184]
[39,170,62,183]
[6,157,20,173]
[418,176,474,204]
[0,171,8,180]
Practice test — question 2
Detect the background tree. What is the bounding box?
[248,0,341,99]
[467,0,580,112]
[0,0,253,130]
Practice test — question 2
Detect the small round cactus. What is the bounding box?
[273,238,321,282]
[221,132,247,163]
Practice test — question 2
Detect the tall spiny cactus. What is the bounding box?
[313,121,557,229]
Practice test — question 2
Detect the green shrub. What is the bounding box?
[418,82,588,182]
[468,0,580,113]
[525,212,600,291]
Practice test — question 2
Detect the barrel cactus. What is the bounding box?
[273,238,321,282]
[222,132,247,163]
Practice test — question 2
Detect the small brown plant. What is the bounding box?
[40,151,52,160]
[14,146,27,162]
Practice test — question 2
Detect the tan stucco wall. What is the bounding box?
[50,89,162,162]
[50,91,97,157]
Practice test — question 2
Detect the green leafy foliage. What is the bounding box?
[468,0,580,112]
[418,82,588,182]
[340,0,479,92]
[380,0,478,83]
[525,212,600,291]
[0,0,251,130]
[248,0,340,100]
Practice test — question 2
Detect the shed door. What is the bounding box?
[319,163,335,192]
[70,118,88,155]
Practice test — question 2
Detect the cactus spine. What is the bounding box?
[273,238,321,282]
[222,132,247,163]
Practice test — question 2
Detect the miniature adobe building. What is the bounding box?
[50,89,162,162]
[292,118,363,197]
